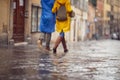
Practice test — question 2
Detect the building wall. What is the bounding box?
[25,0,40,44]
[103,0,110,21]
[0,0,10,44]
[0,0,89,45]
[0,0,9,33]
[97,0,104,16]
[31,0,40,6]
[65,0,88,42]
[113,0,120,34]
[88,3,95,39]
[0,0,41,44]
[103,0,111,36]
[66,6,82,42]
[108,0,120,35]
[96,0,104,37]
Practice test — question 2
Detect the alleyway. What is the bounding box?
[0,40,120,80]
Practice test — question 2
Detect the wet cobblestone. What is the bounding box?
[0,40,120,80]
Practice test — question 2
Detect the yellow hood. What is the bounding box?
[57,0,67,4]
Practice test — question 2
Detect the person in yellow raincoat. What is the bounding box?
[52,0,74,54]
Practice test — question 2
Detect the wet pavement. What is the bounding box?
[0,40,120,80]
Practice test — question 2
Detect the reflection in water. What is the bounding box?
[51,73,68,80]
[38,53,68,80]
[1,40,120,80]
[39,53,51,74]
[9,48,27,80]
[9,46,40,80]
[51,58,68,80]
[39,53,54,80]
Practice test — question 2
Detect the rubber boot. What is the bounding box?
[62,37,68,53]
[53,36,63,53]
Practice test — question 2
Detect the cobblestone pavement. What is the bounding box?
[0,40,120,80]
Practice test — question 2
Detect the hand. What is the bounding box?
[69,11,75,17]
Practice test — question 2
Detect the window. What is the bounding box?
[80,0,83,10]
[70,0,74,5]
[71,0,88,11]
[107,11,111,17]
[89,0,97,7]
[71,0,80,9]
[83,0,87,11]
[31,5,41,32]
[74,0,80,8]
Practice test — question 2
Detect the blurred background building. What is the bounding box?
[108,0,120,39]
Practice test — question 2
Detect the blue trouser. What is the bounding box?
[60,32,65,37]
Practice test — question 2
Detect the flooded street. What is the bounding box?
[0,40,120,80]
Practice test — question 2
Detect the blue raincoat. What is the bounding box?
[39,0,56,33]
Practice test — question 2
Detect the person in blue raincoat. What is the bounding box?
[37,0,56,51]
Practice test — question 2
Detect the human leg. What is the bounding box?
[53,36,63,53]
[45,33,51,51]
[62,36,68,53]
[37,32,44,48]
[53,32,65,53]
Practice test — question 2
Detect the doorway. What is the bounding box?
[13,0,25,42]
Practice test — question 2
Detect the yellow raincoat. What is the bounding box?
[52,0,72,32]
